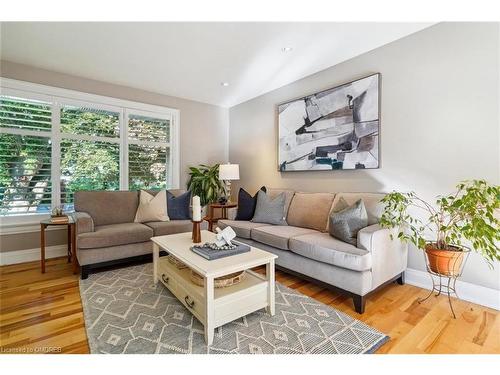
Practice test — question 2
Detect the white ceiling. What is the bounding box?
[1,22,433,107]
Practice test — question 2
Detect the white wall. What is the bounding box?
[228,23,500,290]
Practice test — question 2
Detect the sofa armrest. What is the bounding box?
[71,212,95,235]
[357,223,408,290]
[227,207,237,221]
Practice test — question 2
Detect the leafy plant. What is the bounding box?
[186,164,225,206]
[380,180,500,265]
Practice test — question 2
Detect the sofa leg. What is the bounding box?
[353,295,366,314]
[396,272,405,285]
[81,266,89,280]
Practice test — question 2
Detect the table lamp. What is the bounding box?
[218,163,239,203]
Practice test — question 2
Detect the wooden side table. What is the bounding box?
[40,217,78,274]
[203,202,237,232]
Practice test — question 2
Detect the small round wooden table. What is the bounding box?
[40,217,78,274]
[204,202,237,232]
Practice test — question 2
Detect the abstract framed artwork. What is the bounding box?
[278,73,380,171]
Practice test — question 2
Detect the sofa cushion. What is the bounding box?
[135,190,169,223]
[289,232,372,272]
[267,188,295,217]
[251,190,288,225]
[78,223,153,249]
[166,190,191,220]
[251,225,317,250]
[74,190,139,226]
[329,199,368,246]
[235,186,266,220]
[331,193,385,225]
[145,220,193,236]
[286,192,335,232]
[217,219,269,239]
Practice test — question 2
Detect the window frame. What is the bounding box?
[0,77,180,227]
[125,109,174,190]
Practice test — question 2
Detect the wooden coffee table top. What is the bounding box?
[151,230,276,278]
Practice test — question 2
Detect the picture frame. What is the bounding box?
[277,73,380,172]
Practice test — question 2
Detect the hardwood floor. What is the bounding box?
[1,257,499,354]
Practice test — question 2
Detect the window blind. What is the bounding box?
[0,96,52,132]
[128,143,169,190]
[61,105,120,138]
[128,114,169,143]
[0,95,53,215]
[128,113,170,190]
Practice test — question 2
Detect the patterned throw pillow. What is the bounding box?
[235,186,266,220]
[328,199,368,246]
[251,190,287,225]
[166,190,191,220]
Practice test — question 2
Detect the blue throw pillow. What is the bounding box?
[235,186,266,221]
[166,190,191,220]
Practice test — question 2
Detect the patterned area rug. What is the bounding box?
[79,263,388,354]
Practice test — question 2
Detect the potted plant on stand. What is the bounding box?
[187,164,225,214]
[380,180,499,317]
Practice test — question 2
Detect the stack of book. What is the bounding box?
[50,215,69,223]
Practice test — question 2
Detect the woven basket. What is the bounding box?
[190,270,245,288]
[167,255,188,269]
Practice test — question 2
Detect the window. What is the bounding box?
[0,96,52,215]
[0,79,179,218]
[60,139,120,210]
[60,105,121,210]
[128,113,171,190]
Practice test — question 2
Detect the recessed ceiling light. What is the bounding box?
[282,47,293,52]
[221,82,229,87]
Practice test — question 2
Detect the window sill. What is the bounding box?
[0,214,66,235]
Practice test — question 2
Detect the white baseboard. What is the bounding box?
[0,245,68,266]
[405,268,499,311]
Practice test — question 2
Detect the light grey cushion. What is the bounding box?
[267,188,295,217]
[251,190,287,225]
[329,199,368,246]
[331,193,385,225]
[78,222,153,249]
[289,232,372,272]
[145,220,192,236]
[235,237,372,295]
[251,225,317,250]
[217,219,270,239]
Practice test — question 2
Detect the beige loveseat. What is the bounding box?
[72,189,193,279]
[217,188,408,314]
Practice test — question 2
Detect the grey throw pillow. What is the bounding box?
[251,190,287,225]
[329,199,368,246]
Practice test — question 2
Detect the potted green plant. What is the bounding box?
[380,180,500,276]
[186,164,225,207]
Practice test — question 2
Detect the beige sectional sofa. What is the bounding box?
[72,189,194,279]
[217,188,408,314]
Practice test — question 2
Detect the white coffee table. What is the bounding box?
[152,230,277,345]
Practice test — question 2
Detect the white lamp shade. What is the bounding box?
[219,163,240,180]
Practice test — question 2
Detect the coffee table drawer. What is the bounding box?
[158,263,177,294]
[177,281,205,324]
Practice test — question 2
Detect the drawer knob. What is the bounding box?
[184,295,195,309]
[161,274,169,284]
